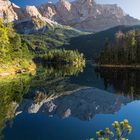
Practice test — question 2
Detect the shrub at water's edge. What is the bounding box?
[37,49,85,66]
[88,119,132,140]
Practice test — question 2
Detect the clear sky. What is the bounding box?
[10,0,140,20]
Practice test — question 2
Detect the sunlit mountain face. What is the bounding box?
[10,0,140,21]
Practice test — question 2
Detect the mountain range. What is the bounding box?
[0,0,140,33]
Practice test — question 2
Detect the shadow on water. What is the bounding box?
[67,63,140,99]
[94,67,140,99]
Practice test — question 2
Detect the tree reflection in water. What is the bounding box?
[0,75,32,138]
[94,67,140,99]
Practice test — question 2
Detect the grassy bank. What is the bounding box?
[0,61,36,77]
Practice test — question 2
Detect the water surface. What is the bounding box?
[1,63,140,140]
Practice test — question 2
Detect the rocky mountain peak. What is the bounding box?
[38,3,56,19]
[0,0,19,21]
[57,0,72,13]
[0,0,140,32]
[76,0,95,5]
[19,6,42,20]
[73,0,95,18]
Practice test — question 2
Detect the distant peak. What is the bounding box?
[58,0,71,4]
[57,0,71,11]
[76,0,95,3]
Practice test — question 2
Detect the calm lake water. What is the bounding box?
[1,63,140,140]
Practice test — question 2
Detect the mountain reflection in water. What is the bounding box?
[16,88,131,121]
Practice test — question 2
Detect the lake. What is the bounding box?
[1,63,140,140]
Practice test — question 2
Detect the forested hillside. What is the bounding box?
[0,18,85,75]
[21,25,84,53]
[0,19,35,74]
[61,25,140,59]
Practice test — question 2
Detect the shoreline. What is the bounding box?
[0,68,36,77]
[93,64,140,69]
[0,64,36,77]
[0,70,26,77]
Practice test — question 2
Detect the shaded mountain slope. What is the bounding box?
[61,25,140,59]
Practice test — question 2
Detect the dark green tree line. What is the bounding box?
[98,30,140,65]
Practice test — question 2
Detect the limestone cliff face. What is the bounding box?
[0,0,140,32]
[38,0,96,26]
[0,0,42,21]
[0,0,19,21]
[15,6,42,20]
[0,0,59,33]
[39,0,140,32]
[38,3,56,19]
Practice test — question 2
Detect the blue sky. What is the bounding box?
[10,0,140,20]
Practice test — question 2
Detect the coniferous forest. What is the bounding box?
[98,30,140,65]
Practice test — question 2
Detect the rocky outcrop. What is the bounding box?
[0,0,58,33]
[0,0,43,21]
[0,0,19,21]
[38,3,56,19]
[0,0,140,32]
[15,6,42,20]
